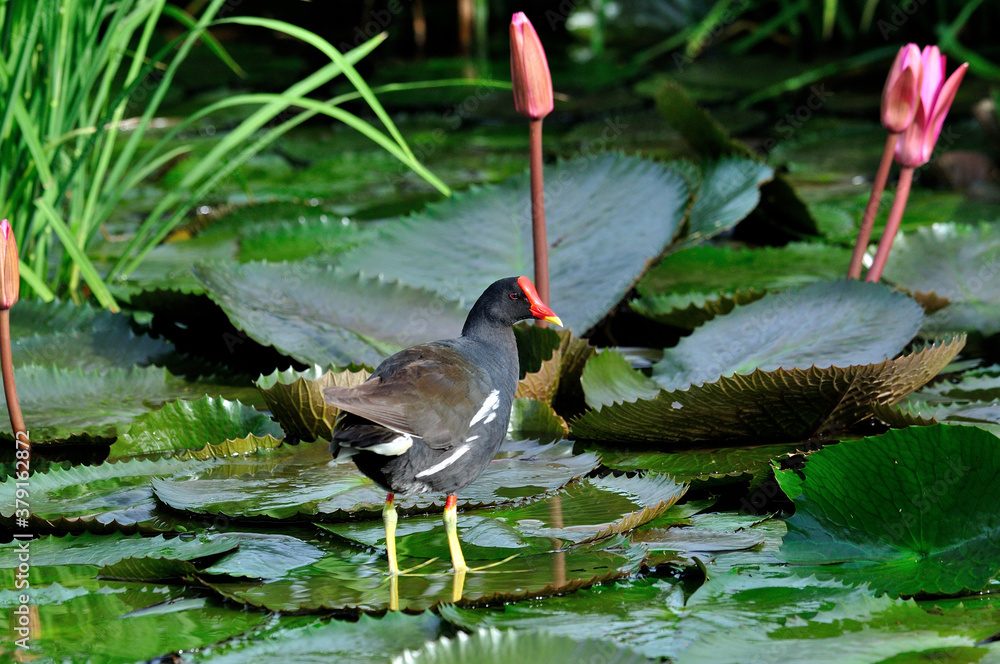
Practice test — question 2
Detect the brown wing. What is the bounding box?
[322,343,494,449]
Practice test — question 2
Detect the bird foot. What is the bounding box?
[387,557,440,577]
[452,553,521,574]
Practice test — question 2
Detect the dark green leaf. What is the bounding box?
[652,280,924,391]
[775,425,1000,596]
[0,365,196,442]
[109,396,283,459]
[152,440,600,519]
[337,154,691,334]
[195,263,468,367]
[633,243,852,328]
[573,338,963,444]
[883,223,1000,336]
[256,365,371,442]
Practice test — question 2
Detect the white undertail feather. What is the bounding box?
[362,433,414,456]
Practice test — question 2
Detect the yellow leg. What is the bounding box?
[383,493,400,576]
[443,494,468,573]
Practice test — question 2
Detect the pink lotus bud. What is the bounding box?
[881,44,921,133]
[510,12,553,120]
[895,47,968,168]
[0,219,19,310]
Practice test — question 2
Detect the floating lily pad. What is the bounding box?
[152,439,601,520]
[677,158,774,247]
[882,223,1000,336]
[775,425,1000,596]
[337,153,692,334]
[438,578,684,657]
[11,300,173,370]
[594,443,804,485]
[573,338,962,444]
[322,474,686,562]
[195,263,469,367]
[0,532,238,569]
[633,244,853,328]
[635,512,772,566]
[190,612,443,664]
[0,365,197,443]
[256,365,371,441]
[514,326,595,406]
[203,535,645,613]
[392,628,654,664]
[109,396,283,459]
[675,576,1000,664]
[507,398,568,441]
[0,582,269,663]
[651,280,924,391]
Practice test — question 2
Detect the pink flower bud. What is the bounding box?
[510,12,553,120]
[0,219,20,310]
[881,44,921,133]
[894,48,968,168]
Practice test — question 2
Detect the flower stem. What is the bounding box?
[848,133,898,280]
[866,166,914,283]
[529,117,550,322]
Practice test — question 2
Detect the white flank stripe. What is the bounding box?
[363,434,413,456]
[465,435,479,442]
[469,389,501,427]
[483,412,497,424]
[415,444,471,478]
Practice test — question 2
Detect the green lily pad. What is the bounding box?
[651,280,924,391]
[0,583,269,663]
[572,338,962,444]
[633,244,853,328]
[256,365,371,442]
[10,299,173,370]
[152,439,601,520]
[190,612,442,664]
[635,512,773,566]
[911,365,1000,403]
[882,223,1000,336]
[337,153,693,334]
[109,396,283,459]
[438,578,684,657]
[775,425,1000,596]
[0,365,197,443]
[507,398,568,441]
[391,628,654,664]
[204,536,646,613]
[594,443,804,485]
[0,455,219,528]
[238,213,376,262]
[195,263,469,367]
[0,532,238,569]
[514,326,595,406]
[878,399,1000,437]
[322,473,686,562]
[678,158,774,248]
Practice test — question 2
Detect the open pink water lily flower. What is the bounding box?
[881,43,921,133]
[509,12,553,120]
[894,46,968,167]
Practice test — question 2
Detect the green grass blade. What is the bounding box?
[34,198,118,311]
[219,16,416,162]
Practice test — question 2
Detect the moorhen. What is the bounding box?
[323,276,561,575]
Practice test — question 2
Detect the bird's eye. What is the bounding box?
[509,292,520,300]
